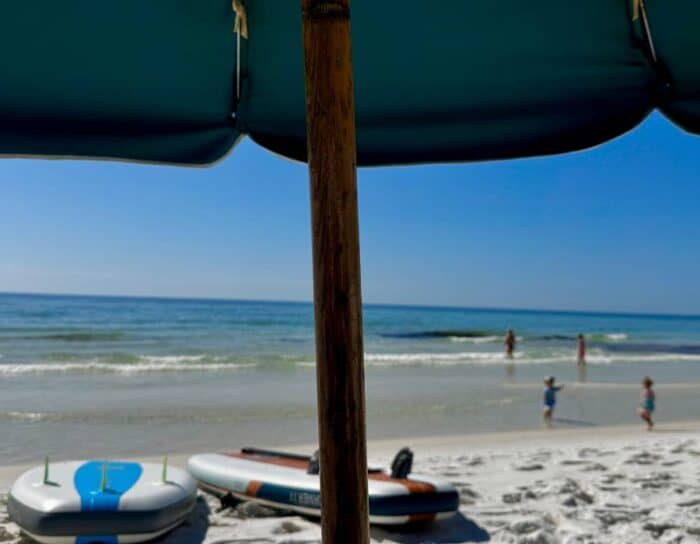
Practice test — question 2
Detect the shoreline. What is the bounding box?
[2,419,698,483]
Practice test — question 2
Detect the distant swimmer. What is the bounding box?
[504,329,516,359]
[638,376,655,431]
[577,334,586,365]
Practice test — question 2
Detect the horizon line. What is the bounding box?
[1,290,698,320]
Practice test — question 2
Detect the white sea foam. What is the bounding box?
[0,358,256,375]
[140,355,208,364]
[3,348,700,375]
[365,351,509,366]
[604,333,628,341]
[5,411,47,421]
[362,350,700,367]
[449,335,500,344]
[585,352,700,364]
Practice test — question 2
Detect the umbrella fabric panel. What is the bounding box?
[0,0,699,166]
[645,1,700,133]
[0,1,239,164]
[243,0,657,165]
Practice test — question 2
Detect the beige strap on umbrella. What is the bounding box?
[632,0,658,64]
[632,0,642,20]
[233,0,248,103]
[233,0,248,38]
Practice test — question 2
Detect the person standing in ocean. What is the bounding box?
[504,329,516,359]
[639,376,656,431]
[577,334,586,365]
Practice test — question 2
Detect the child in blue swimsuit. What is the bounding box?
[639,376,655,431]
[543,376,563,427]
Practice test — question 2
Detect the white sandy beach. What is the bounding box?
[2,421,700,543]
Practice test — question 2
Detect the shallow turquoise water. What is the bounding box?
[1,293,699,463]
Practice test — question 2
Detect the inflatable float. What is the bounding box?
[188,447,459,525]
[8,459,197,544]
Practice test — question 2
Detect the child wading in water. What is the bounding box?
[639,376,655,431]
[543,376,563,427]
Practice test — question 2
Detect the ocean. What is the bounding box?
[1,293,699,464]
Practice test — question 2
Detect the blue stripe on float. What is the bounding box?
[254,483,459,517]
[76,536,117,544]
[73,461,143,543]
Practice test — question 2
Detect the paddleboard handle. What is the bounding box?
[100,462,108,492]
[162,455,168,483]
[43,456,49,485]
[241,447,312,462]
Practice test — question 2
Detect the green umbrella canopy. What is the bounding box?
[0,0,698,165]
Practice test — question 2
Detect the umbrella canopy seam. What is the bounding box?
[631,0,673,105]
[233,0,249,105]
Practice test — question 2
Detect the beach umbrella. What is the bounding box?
[2,1,699,541]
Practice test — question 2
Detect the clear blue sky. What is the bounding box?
[0,113,698,314]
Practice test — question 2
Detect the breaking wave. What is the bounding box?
[361,351,700,367]
[290,350,700,368]
[0,355,256,375]
[4,345,700,375]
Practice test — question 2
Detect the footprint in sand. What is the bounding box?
[0,527,16,544]
[502,492,522,504]
[670,440,696,454]
[271,520,305,534]
[513,463,545,472]
[458,485,480,501]
[594,507,651,526]
[506,516,557,543]
[624,451,662,465]
[643,521,681,538]
[578,447,599,454]
[662,459,684,467]
[600,473,626,483]
[233,501,281,519]
[630,471,676,490]
[580,462,608,472]
[678,497,700,507]
[466,455,485,466]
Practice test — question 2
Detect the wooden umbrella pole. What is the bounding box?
[301,1,370,542]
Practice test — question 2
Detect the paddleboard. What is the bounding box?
[188,448,459,525]
[8,460,197,544]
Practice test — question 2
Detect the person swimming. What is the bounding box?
[639,376,655,431]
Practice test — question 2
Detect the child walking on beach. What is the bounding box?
[543,376,563,427]
[639,376,655,431]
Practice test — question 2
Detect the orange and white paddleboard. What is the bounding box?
[187,448,459,525]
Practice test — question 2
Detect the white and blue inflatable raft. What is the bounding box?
[8,460,197,544]
[188,448,459,525]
